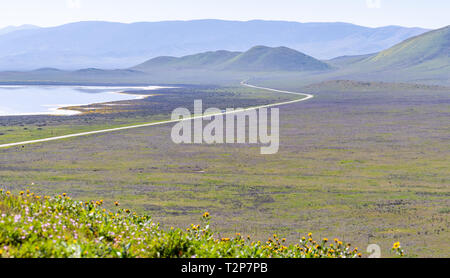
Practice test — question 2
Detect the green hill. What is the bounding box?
[133,50,241,71]
[326,26,450,85]
[222,46,331,71]
[359,25,450,71]
[325,53,376,68]
[133,46,331,72]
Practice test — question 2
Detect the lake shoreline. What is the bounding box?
[0,85,173,117]
[58,91,155,116]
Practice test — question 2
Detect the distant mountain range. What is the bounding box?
[0,24,39,36]
[133,46,331,72]
[0,26,448,86]
[0,20,428,70]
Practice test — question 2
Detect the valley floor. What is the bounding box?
[0,82,448,257]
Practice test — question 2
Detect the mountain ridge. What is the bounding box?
[0,24,40,35]
[0,19,429,70]
[133,46,331,72]
[0,27,448,86]
[358,25,450,70]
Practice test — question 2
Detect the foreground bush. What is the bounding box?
[0,189,370,258]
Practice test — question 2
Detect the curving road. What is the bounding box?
[0,81,314,149]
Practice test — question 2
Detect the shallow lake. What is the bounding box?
[0,85,163,116]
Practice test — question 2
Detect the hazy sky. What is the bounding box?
[0,0,448,29]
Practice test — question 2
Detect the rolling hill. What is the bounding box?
[329,25,450,85]
[358,25,450,71]
[133,50,242,71]
[134,46,331,72]
[223,46,331,71]
[325,53,377,68]
[0,20,428,70]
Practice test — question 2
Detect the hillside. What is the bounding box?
[133,50,241,71]
[223,46,331,71]
[134,46,331,72]
[359,25,450,71]
[0,20,428,70]
[325,53,376,68]
[321,26,450,86]
[0,189,378,258]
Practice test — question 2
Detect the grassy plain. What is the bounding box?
[0,86,295,144]
[0,82,448,257]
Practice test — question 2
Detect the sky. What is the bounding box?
[0,0,449,29]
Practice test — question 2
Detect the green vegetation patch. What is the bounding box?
[0,189,404,258]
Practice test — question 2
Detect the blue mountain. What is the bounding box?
[0,20,428,70]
